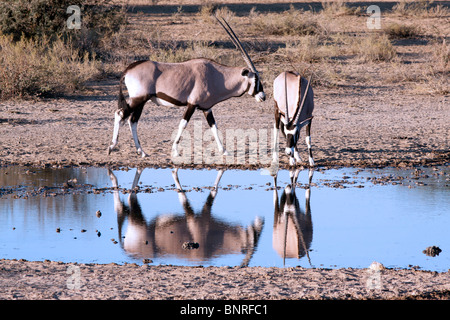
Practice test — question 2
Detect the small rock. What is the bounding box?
[182,242,199,250]
[96,210,102,218]
[423,246,442,257]
[142,259,152,264]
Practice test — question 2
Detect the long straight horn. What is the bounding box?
[291,74,313,127]
[214,14,257,73]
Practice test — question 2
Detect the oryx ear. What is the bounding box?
[241,68,250,77]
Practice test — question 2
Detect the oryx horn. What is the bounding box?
[214,14,257,73]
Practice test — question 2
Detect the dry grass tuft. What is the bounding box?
[384,23,421,39]
[353,33,398,63]
[392,0,450,17]
[250,6,323,36]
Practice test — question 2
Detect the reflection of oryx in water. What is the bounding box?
[108,168,264,266]
[272,168,313,265]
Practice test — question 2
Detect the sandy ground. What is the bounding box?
[0,81,448,170]
[1,259,449,300]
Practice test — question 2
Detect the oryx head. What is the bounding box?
[285,125,299,157]
[215,15,266,102]
[241,68,265,102]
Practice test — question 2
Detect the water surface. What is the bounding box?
[0,165,448,271]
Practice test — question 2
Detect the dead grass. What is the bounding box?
[250,6,324,36]
[385,23,421,39]
[352,33,398,63]
[392,0,450,18]
[0,34,100,100]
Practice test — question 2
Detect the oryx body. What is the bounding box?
[273,71,314,166]
[108,17,265,159]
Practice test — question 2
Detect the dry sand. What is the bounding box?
[1,259,449,300]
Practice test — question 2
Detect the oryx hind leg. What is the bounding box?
[173,104,196,157]
[128,98,148,158]
[203,110,228,156]
[108,109,124,155]
[305,121,314,167]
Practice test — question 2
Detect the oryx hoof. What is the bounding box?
[222,149,229,156]
[108,146,114,155]
[309,158,315,167]
[289,157,296,166]
[172,149,180,158]
[137,148,148,158]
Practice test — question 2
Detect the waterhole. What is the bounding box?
[0,165,448,271]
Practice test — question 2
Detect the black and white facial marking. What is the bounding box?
[243,69,265,102]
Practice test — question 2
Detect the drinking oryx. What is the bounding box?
[272,168,313,266]
[108,16,265,158]
[272,71,314,166]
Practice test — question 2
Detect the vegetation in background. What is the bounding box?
[0,1,448,100]
[0,0,125,100]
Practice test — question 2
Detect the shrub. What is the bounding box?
[385,23,420,39]
[353,33,397,62]
[250,7,323,36]
[0,0,126,49]
[392,0,450,17]
[0,34,100,100]
[321,1,363,16]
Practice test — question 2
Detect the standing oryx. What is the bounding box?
[108,16,265,158]
[272,71,314,166]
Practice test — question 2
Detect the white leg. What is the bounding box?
[172,119,187,157]
[128,120,147,158]
[211,124,228,156]
[294,147,302,163]
[289,156,296,166]
[305,135,314,166]
[272,124,279,164]
[108,110,123,154]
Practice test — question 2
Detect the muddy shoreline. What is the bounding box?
[1,259,449,300]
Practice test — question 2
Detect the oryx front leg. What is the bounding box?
[204,110,228,156]
[108,110,124,155]
[173,105,196,158]
[305,121,314,167]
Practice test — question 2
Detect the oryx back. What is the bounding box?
[274,71,314,125]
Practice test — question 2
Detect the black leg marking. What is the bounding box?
[203,110,216,127]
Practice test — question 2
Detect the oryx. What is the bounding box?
[108,16,265,158]
[108,168,264,266]
[272,168,313,265]
[272,71,314,166]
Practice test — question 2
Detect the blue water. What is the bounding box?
[0,165,448,271]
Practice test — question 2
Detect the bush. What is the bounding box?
[0,0,126,100]
[250,7,323,36]
[385,23,420,39]
[353,33,397,62]
[0,34,100,100]
[0,0,125,42]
